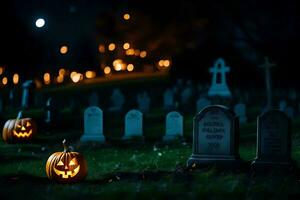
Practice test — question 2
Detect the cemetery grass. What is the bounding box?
[1,118,300,199]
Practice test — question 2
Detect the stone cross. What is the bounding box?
[208,58,231,98]
[259,57,276,111]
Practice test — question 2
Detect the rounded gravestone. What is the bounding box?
[187,105,241,167]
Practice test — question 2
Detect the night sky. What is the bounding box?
[0,0,299,88]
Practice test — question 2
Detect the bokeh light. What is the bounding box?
[13,73,19,84]
[2,77,8,85]
[60,45,68,54]
[43,73,50,85]
[35,18,45,28]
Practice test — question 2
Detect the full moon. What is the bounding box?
[35,18,45,28]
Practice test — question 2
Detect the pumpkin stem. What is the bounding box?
[62,139,68,152]
[17,111,23,119]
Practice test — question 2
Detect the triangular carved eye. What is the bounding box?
[69,158,77,166]
[57,160,64,166]
[26,122,31,127]
[16,124,22,128]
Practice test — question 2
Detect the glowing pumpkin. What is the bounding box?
[2,111,36,143]
[46,139,87,183]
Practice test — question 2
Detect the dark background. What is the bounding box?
[0,0,299,88]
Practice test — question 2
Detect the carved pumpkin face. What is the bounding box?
[54,155,81,179]
[46,140,87,183]
[2,117,36,143]
[13,119,33,138]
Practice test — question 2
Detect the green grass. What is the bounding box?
[1,114,300,199]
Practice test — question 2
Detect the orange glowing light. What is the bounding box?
[98,44,105,53]
[44,73,50,85]
[0,67,4,75]
[13,73,19,84]
[127,64,134,72]
[123,13,130,20]
[163,60,171,67]
[60,46,68,54]
[57,75,64,83]
[108,43,116,51]
[123,43,130,50]
[59,68,66,76]
[140,51,147,58]
[85,71,96,79]
[126,48,135,56]
[2,77,8,85]
[104,66,111,75]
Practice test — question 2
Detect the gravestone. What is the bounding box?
[187,105,240,167]
[285,106,294,119]
[164,111,183,141]
[196,97,211,113]
[208,58,231,98]
[251,110,293,169]
[21,80,36,109]
[44,97,60,132]
[80,106,105,142]
[234,103,247,123]
[163,89,175,110]
[137,92,150,113]
[180,86,193,105]
[123,109,143,139]
[89,92,99,106]
[109,89,125,112]
[279,100,287,112]
[259,57,276,110]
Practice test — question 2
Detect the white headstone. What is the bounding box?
[234,103,247,123]
[137,91,151,113]
[109,89,125,112]
[164,111,183,141]
[208,58,231,98]
[196,97,211,113]
[80,106,105,142]
[123,109,143,139]
[164,89,174,109]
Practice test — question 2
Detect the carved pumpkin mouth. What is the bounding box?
[13,130,32,138]
[53,165,80,178]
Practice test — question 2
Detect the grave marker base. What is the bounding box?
[80,135,106,143]
[187,155,242,168]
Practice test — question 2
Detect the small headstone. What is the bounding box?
[80,106,105,142]
[208,58,231,98]
[163,89,175,110]
[44,97,59,132]
[137,91,151,113]
[196,97,211,113]
[109,89,125,112]
[180,86,193,105]
[279,100,287,111]
[164,111,183,141]
[285,106,294,119]
[123,109,143,139]
[251,110,293,170]
[187,105,240,167]
[89,92,99,106]
[234,103,247,123]
[21,80,36,109]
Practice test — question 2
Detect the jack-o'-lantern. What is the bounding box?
[2,111,36,143]
[46,139,87,183]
